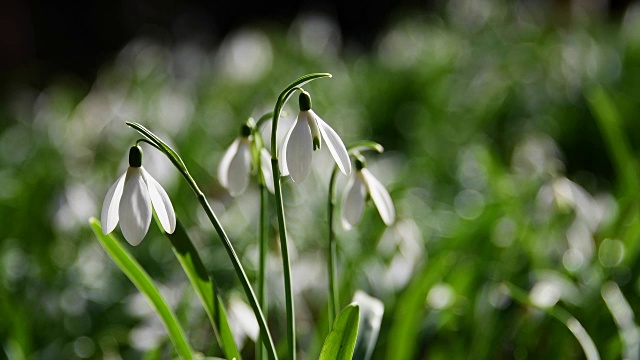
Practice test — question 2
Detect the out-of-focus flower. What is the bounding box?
[101,145,176,245]
[342,158,395,230]
[218,124,274,196]
[281,90,350,183]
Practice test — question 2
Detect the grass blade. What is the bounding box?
[506,283,600,360]
[89,218,195,360]
[585,85,639,195]
[164,219,242,360]
[319,303,360,360]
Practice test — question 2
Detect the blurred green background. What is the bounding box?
[4,0,640,359]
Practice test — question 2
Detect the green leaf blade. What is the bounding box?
[319,303,360,360]
[165,220,242,360]
[89,218,195,360]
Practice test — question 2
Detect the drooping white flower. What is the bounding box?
[281,90,350,183]
[101,145,176,245]
[341,159,395,230]
[218,125,274,196]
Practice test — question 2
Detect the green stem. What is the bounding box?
[269,73,332,360]
[257,183,268,360]
[126,122,278,360]
[197,186,277,360]
[272,158,296,360]
[326,142,384,328]
[327,166,340,326]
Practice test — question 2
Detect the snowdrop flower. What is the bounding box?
[342,158,395,230]
[281,90,351,183]
[101,145,176,245]
[218,124,274,196]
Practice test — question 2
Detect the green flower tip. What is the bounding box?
[129,145,143,167]
[299,90,312,111]
[240,124,252,137]
[355,157,366,170]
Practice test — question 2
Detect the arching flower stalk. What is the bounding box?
[326,142,393,325]
[125,121,278,360]
[101,145,176,246]
[268,73,332,360]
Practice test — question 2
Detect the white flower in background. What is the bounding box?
[218,124,274,196]
[101,145,176,246]
[342,158,395,230]
[281,90,351,183]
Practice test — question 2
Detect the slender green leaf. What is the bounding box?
[585,86,640,266]
[386,256,448,360]
[586,86,639,195]
[89,218,195,360]
[319,303,360,360]
[164,219,242,360]
[352,291,384,360]
[506,283,600,360]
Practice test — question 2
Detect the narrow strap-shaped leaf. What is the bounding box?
[319,303,360,360]
[164,219,241,360]
[89,218,195,360]
[586,86,639,196]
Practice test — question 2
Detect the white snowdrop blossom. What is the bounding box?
[281,90,351,183]
[342,159,395,230]
[218,125,274,196]
[101,145,176,246]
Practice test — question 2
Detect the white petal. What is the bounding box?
[142,168,176,234]
[362,168,395,226]
[341,172,367,230]
[314,112,351,176]
[119,168,152,246]
[101,172,126,234]
[260,148,275,194]
[285,113,313,183]
[279,122,294,176]
[227,138,252,196]
[218,138,240,188]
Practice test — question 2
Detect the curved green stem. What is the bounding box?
[255,112,274,131]
[270,73,332,156]
[327,165,340,326]
[326,141,384,327]
[126,121,278,360]
[269,73,332,360]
